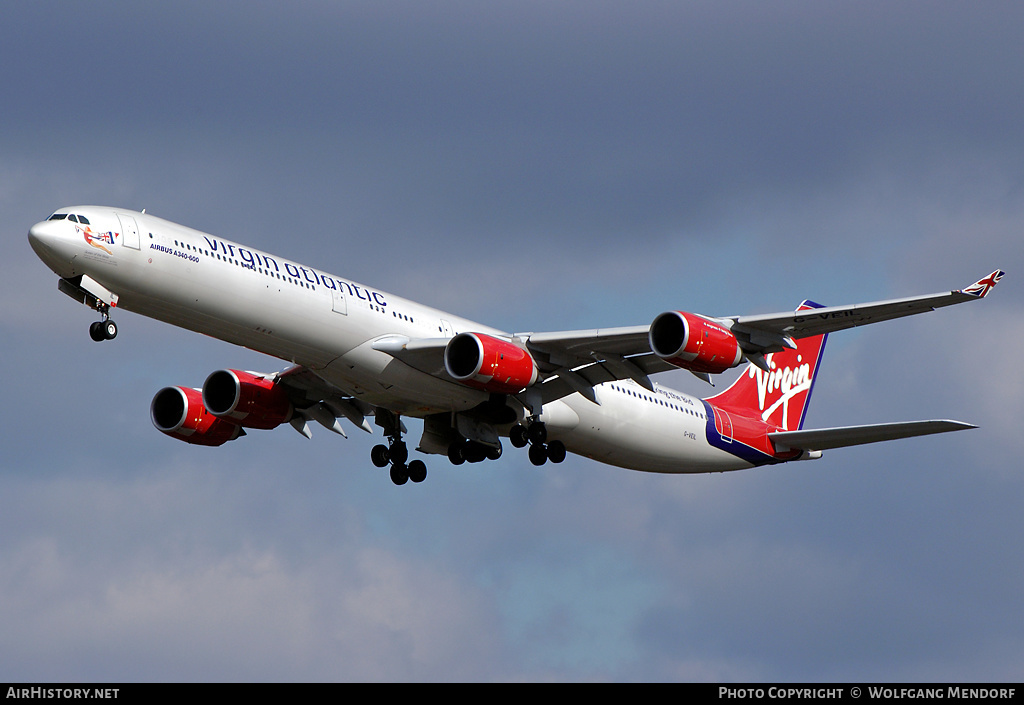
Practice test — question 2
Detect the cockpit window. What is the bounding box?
[68,214,79,223]
[47,213,67,221]
[77,215,90,225]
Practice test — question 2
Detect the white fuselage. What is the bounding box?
[29,206,752,474]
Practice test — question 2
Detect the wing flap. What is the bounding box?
[769,420,976,452]
[527,353,678,406]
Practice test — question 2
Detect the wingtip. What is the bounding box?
[958,269,1005,298]
[932,419,978,432]
[950,420,978,431]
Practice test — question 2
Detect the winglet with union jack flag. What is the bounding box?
[958,269,1005,298]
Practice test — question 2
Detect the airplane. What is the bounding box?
[28,206,1004,485]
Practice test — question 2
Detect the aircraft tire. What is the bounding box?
[528,443,547,466]
[547,440,566,464]
[464,442,488,463]
[103,320,118,340]
[448,443,465,465]
[408,459,427,483]
[389,440,408,465]
[510,424,529,448]
[89,321,106,342]
[527,422,547,445]
[390,464,409,485]
[371,444,390,468]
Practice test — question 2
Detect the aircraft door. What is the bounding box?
[714,407,734,443]
[117,214,140,250]
[331,285,348,315]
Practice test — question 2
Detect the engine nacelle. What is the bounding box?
[202,369,293,429]
[151,386,244,446]
[444,332,538,394]
[649,311,743,374]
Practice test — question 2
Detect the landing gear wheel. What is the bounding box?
[547,440,566,464]
[527,421,547,445]
[447,442,465,465]
[528,443,548,466]
[377,412,427,485]
[388,440,408,465]
[464,441,488,464]
[89,319,117,341]
[408,460,427,483]
[510,424,529,448]
[486,443,502,461]
[390,464,409,485]
[371,444,391,468]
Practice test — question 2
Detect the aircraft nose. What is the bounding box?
[28,220,58,254]
[28,219,77,277]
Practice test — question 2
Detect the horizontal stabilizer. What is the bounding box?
[769,420,975,452]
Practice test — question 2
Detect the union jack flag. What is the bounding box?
[959,270,1005,298]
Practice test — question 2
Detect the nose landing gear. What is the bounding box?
[88,305,117,342]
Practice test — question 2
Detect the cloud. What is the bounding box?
[0,470,505,681]
[5,0,1024,682]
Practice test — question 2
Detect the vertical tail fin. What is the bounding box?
[705,301,828,431]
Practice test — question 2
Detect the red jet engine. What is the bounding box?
[648,311,743,375]
[202,369,294,429]
[151,386,244,446]
[444,332,538,394]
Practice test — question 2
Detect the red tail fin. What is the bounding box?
[705,301,828,431]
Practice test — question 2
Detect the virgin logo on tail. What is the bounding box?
[747,354,813,429]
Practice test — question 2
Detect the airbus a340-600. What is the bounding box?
[28,207,1003,485]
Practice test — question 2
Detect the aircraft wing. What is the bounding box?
[517,269,1004,404]
[769,420,976,452]
[370,270,1003,409]
[726,270,1005,352]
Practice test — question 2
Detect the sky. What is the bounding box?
[2,0,1023,682]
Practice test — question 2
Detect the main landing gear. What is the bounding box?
[509,420,565,466]
[88,304,117,342]
[369,414,564,484]
[446,438,502,465]
[371,439,427,485]
[371,415,427,486]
